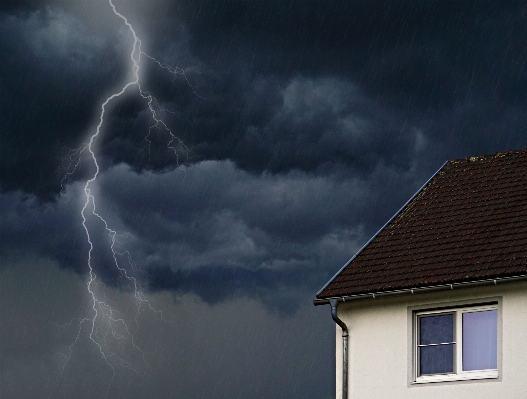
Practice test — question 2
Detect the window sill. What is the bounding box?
[414,370,498,384]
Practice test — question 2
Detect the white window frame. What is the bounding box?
[413,304,499,384]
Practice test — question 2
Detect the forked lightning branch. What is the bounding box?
[59,0,188,373]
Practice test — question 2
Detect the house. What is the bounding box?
[314,149,527,399]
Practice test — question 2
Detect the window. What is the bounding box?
[414,304,498,383]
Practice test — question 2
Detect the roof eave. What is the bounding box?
[314,272,527,306]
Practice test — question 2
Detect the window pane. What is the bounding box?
[420,314,454,345]
[419,344,454,375]
[463,310,497,371]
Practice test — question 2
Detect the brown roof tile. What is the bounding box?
[317,149,527,299]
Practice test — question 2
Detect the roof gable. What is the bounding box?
[317,149,527,299]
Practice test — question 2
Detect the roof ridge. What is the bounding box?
[450,148,527,164]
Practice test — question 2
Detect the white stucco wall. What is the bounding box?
[334,281,527,399]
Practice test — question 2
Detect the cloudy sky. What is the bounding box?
[1,1,526,397]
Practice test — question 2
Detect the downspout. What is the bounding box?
[330,299,348,399]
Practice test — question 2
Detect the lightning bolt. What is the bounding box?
[58,0,190,374]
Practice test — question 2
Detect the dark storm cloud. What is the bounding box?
[3,1,527,200]
[147,265,315,314]
[0,191,83,267]
[0,159,377,310]
[148,0,527,167]
[2,0,525,312]
[85,159,425,309]
[95,161,375,309]
[98,67,434,185]
[0,5,129,199]
[174,1,527,107]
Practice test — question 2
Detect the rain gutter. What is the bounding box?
[313,273,527,306]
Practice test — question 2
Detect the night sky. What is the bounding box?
[1,1,527,398]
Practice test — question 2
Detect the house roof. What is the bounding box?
[317,149,527,299]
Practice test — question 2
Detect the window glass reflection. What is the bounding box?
[420,344,454,375]
[463,310,497,371]
[420,314,454,345]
